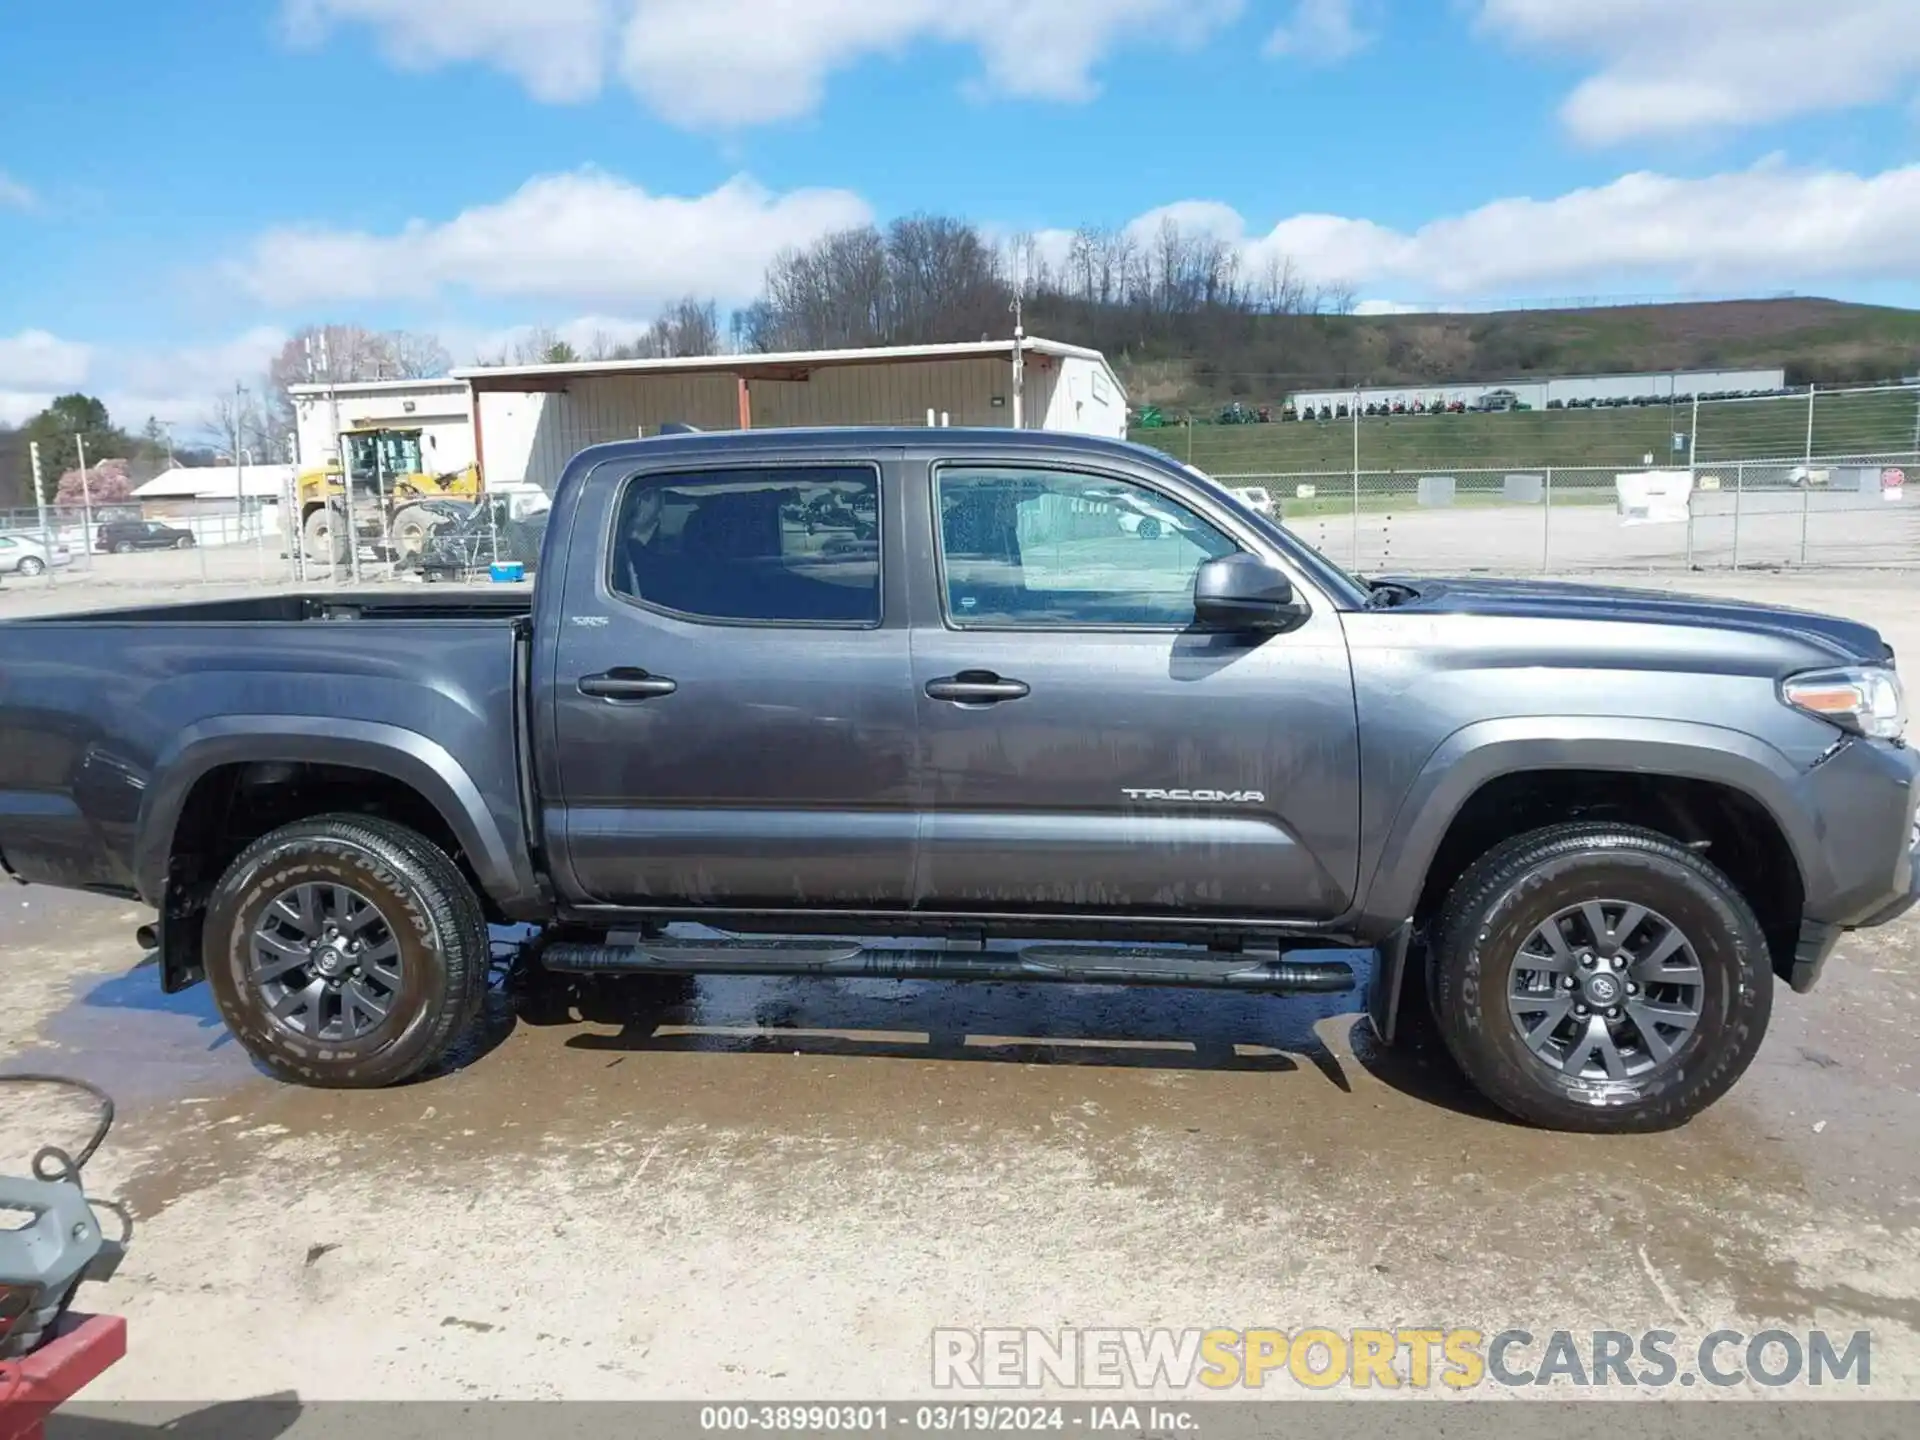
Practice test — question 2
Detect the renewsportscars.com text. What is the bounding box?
[931,1327,1872,1391]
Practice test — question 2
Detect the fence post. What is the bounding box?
[29,441,55,588]
[1543,466,1553,573]
[1686,391,1699,569]
[1349,399,1361,569]
[1732,462,1743,570]
[1799,384,1815,565]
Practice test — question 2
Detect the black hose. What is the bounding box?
[0,1073,115,1187]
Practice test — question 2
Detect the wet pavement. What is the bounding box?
[4,884,1918,1407]
[2,570,1918,1411]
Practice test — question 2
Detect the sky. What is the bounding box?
[3,0,1919,432]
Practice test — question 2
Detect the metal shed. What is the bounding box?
[450,336,1128,492]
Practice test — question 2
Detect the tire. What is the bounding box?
[203,815,490,1088]
[175,535,195,549]
[1136,518,1162,540]
[303,505,349,565]
[1430,822,1772,1133]
[113,541,133,555]
[16,556,43,577]
[390,504,444,560]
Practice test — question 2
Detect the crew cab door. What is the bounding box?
[907,454,1360,919]
[545,451,917,909]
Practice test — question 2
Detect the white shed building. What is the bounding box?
[290,338,1126,496]
[289,378,477,478]
[452,336,1127,492]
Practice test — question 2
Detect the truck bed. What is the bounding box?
[0,589,540,911]
[1,589,535,626]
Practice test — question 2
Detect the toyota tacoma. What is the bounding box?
[1,427,1914,1131]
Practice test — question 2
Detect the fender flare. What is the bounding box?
[134,715,533,907]
[1354,714,1820,932]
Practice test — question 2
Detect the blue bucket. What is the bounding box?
[489,561,526,584]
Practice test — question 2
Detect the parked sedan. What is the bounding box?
[0,533,75,577]
[95,519,196,553]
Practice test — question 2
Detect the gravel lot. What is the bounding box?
[3,557,1918,1426]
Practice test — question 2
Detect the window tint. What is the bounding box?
[610,466,880,625]
[936,466,1237,628]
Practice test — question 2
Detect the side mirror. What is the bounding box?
[1193,554,1307,632]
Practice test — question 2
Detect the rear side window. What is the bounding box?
[609,465,881,625]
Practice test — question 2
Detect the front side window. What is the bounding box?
[936,465,1237,628]
[609,465,880,625]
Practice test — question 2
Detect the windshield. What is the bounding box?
[1171,460,1373,607]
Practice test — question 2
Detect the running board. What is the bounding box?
[538,937,1356,995]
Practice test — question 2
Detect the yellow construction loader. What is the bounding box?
[296,426,483,563]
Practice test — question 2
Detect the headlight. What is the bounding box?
[1782,665,1905,740]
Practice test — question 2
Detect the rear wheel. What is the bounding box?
[1135,517,1162,540]
[1430,822,1772,1132]
[113,541,133,555]
[203,815,490,1088]
[16,556,43,577]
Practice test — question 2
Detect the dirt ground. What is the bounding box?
[2,568,1918,1423]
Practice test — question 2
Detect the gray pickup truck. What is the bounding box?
[2,428,1915,1131]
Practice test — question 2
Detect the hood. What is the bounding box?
[1368,574,1894,667]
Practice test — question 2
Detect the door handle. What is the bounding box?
[925,671,1030,704]
[579,669,678,700]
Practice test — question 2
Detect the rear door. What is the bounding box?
[907,454,1360,920]
[547,451,918,910]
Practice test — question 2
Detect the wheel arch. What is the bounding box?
[137,717,532,914]
[1360,717,1817,930]
[1359,718,1816,1043]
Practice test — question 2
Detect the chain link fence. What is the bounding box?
[4,386,1913,607]
[1192,382,1919,575]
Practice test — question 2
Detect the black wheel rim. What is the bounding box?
[250,882,404,1042]
[1506,900,1705,1082]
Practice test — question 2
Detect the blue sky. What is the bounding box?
[2,0,1918,428]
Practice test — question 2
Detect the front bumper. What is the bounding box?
[1792,738,1920,991]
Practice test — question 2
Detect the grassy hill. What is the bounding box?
[1108,298,1920,413]
[1134,385,1920,476]
[1109,298,1920,478]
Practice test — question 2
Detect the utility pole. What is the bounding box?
[233,382,249,547]
[29,441,54,587]
[74,430,94,564]
[1009,289,1026,430]
[308,331,359,582]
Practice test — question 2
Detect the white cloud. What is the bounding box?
[234,170,873,309]
[1480,0,1920,144]
[0,328,291,437]
[282,0,611,104]
[1140,160,1920,298]
[284,0,1242,127]
[109,328,292,421]
[1265,0,1371,63]
[0,331,91,392]
[0,172,35,210]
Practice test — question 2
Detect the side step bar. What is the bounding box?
[539,936,1356,995]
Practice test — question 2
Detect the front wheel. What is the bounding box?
[203,814,491,1088]
[175,535,195,549]
[1430,822,1772,1133]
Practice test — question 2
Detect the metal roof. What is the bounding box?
[450,336,1112,393]
[133,464,297,500]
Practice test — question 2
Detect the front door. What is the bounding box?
[550,457,918,910]
[909,458,1360,920]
